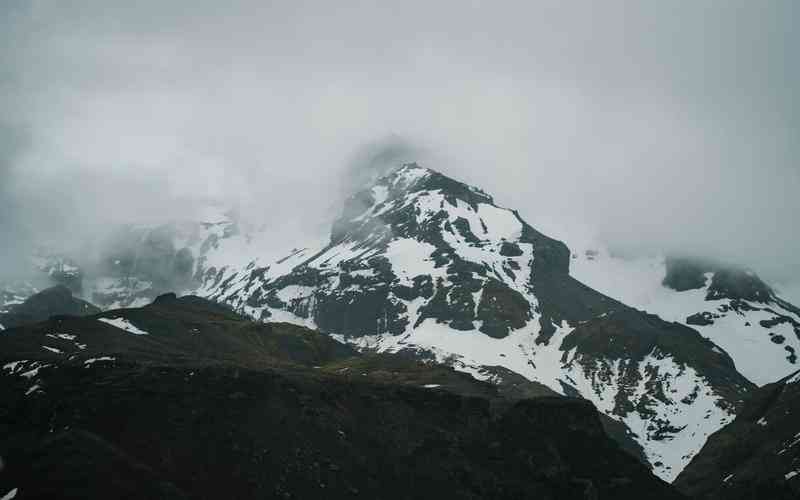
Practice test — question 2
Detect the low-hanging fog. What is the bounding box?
[1,1,798,298]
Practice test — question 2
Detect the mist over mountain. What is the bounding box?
[1,0,798,290]
[3,4,800,498]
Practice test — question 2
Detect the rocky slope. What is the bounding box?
[674,369,800,499]
[571,251,800,386]
[0,285,100,330]
[0,295,683,500]
[191,164,753,480]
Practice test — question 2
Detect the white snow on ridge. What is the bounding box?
[786,371,800,384]
[275,285,316,303]
[383,238,441,283]
[392,164,430,189]
[98,317,149,335]
[251,306,318,331]
[476,203,523,241]
[570,249,800,386]
[338,314,729,482]
[84,356,116,366]
[306,240,379,270]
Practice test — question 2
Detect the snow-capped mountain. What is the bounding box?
[191,163,754,481]
[8,163,797,483]
[571,250,800,386]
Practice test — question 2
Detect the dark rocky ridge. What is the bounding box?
[0,285,100,330]
[0,295,683,499]
[675,370,800,499]
[662,256,774,303]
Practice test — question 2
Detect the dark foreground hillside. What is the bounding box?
[0,293,682,499]
[675,370,800,500]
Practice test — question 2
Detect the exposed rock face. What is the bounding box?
[675,370,800,500]
[0,285,100,330]
[0,297,684,500]
[662,257,715,292]
[192,164,753,480]
[663,256,775,304]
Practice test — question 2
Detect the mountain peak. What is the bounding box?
[193,163,758,480]
[330,162,500,248]
[367,162,494,206]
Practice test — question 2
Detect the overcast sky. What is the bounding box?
[1,1,798,291]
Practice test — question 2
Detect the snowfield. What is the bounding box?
[98,317,150,335]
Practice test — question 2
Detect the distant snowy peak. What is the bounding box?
[571,250,800,386]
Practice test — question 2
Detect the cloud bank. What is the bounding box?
[1,0,798,287]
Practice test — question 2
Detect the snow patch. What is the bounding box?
[84,356,116,366]
[476,203,522,241]
[0,488,18,500]
[46,333,77,341]
[98,317,149,335]
[3,360,27,373]
[275,285,316,303]
[383,238,440,283]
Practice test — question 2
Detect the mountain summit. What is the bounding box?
[193,163,754,480]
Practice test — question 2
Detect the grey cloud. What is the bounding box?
[0,0,797,285]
